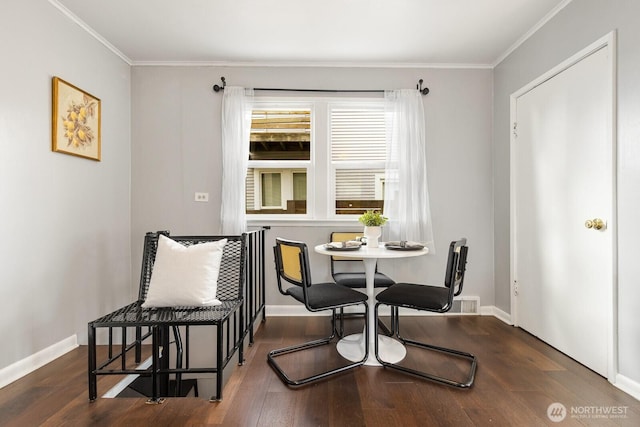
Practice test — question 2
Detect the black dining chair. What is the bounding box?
[330,231,395,289]
[329,231,395,335]
[268,238,369,386]
[373,238,477,388]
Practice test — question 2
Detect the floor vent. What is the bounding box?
[451,297,479,314]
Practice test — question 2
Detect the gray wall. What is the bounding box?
[493,0,640,384]
[0,0,131,370]
[131,66,495,310]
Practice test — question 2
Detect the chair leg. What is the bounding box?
[268,304,368,387]
[332,309,345,337]
[334,308,391,336]
[374,303,477,389]
[391,306,399,335]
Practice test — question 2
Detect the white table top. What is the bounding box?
[314,243,428,259]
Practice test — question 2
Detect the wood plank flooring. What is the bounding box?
[0,315,638,426]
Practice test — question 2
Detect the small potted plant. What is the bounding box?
[358,210,388,248]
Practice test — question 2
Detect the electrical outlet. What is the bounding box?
[194,192,209,202]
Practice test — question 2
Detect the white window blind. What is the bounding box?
[335,169,384,200]
[330,104,386,215]
[330,107,386,162]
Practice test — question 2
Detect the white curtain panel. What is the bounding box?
[383,89,435,253]
[220,87,254,234]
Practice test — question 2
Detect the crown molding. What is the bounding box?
[492,0,574,67]
[48,0,132,65]
[131,60,493,69]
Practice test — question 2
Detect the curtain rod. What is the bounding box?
[211,76,429,95]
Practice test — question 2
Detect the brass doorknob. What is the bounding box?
[585,218,605,230]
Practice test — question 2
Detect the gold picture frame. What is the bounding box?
[52,77,101,161]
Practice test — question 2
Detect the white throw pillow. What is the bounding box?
[142,235,227,308]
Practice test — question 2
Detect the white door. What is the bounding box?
[511,36,615,377]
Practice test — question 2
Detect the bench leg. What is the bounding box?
[211,325,224,402]
[88,324,97,402]
[172,325,183,396]
[238,308,245,366]
[135,326,142,363]
[146,326,165,405]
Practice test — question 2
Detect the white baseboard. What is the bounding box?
[266,305,401,316]
[480,305,513,325]
[266,304,486,317]
[614,374,640,401]
[266,305,330,317]
[0,335,78,389]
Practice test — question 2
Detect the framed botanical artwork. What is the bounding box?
[52,77,101,161]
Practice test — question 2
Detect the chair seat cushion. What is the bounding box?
[332,272,395,288]
[286,283,367,310]
[376,283,451,312]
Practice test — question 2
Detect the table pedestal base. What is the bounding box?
[336,333,406,366]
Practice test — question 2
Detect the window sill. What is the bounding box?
[248,217,362,228]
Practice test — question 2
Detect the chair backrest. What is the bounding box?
[273,238,313,293]
[444,238,469,299]
[138,231,246,302]
[329,231,365,275]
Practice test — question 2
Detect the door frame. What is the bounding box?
[509,31,618,380]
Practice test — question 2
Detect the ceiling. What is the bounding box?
[53,0,569,67]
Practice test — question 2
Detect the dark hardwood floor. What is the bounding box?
[0,315,638,426]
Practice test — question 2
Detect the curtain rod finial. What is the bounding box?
[213,76,226,92]
[417,79,429,95]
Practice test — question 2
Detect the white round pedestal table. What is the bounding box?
[314,244,428,366]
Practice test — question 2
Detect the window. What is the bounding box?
[330,105,386,215]
[245,99,386,219]
[246,108,311,215]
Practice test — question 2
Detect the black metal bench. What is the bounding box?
[88,228,267,403]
